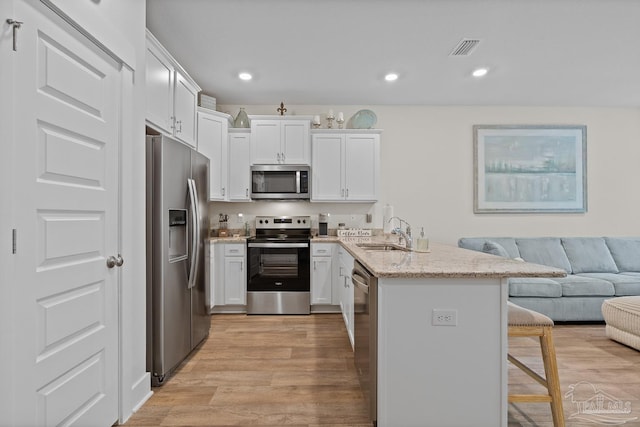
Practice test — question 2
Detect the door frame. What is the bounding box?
[0,0,150,424]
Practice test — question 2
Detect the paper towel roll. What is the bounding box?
[383,204,394,233]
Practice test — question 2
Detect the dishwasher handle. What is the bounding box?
[351,272,369,294]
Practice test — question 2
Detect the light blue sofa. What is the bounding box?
[458,237,640,321]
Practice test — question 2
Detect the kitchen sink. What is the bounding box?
[356,243,410,252]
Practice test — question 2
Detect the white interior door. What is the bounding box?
[11,1,121,425]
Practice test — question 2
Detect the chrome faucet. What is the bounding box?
[388,216,413,249]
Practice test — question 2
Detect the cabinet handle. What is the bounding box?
[245,188,249,198]
[170,116,176,130]
[222,187,225,197]
[176,120,182,133]
[281,152,285,162]
[346,188,349,197]
[313,261,317,270]
[277,152,281,162]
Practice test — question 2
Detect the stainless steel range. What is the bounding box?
[246,216,311,314]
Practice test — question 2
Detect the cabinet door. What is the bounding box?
[250,120,280,164]
[311,256,333,305]
[224,257,246,305]
[197,111,228,200]
[228,132,251,201]
[311,134,344,201]
[338,248,355,348]
[205,243,214,310]
[145,42,174,133]
[213,244,225,306]
[281,120,310,164]
[173,72,198,147]
[344,134,379,201]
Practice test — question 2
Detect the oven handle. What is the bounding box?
[247,242,309,249]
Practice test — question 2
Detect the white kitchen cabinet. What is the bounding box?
[212,243,246,309]
[311,243,334,305]
[145,34,174,134]
[197,109,230,200]
[311,130,380,202]
[338,246,355,348]
[205,242,215,311]
[223,244,246,305]
[145,30,200,148]
[228,130,251,201]
[250,116,312,165]
[173,72,199,147]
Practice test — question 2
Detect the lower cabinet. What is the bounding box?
[311,243,334,305]
[338,246,355,349]
[210,242,246,311]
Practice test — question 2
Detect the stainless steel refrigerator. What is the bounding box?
[146,134,210,386]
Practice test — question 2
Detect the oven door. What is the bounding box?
[247,242,310,291]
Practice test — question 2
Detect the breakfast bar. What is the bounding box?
[340,240,565,427]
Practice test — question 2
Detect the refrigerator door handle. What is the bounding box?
[187,178,200,289]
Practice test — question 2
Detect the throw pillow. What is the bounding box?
[482,241,509,258]
[561,237,618,274]
[515,237,573,273]
[605,238,640,272]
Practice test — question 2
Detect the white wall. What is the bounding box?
[219,104,640,244]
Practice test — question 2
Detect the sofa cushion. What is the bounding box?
[555,275,615,297]
[508,277,562,298]
[605,238,640,272]
[561,237,619,274]
[458,237,520,258]
[578,273,640,296]
[482,241,509,258]
[515,238,573,273]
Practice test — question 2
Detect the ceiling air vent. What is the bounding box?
[450,39,480,56]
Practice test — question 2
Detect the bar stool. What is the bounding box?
[507,301,565,427]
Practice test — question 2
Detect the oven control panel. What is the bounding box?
[255,216,311,229]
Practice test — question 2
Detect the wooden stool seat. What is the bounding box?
[508,302,565,427]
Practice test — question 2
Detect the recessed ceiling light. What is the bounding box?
[472,68,489,77]
[384,73,399,82]
[238,72,252,81]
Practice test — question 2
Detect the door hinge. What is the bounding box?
[6,19,23,52]
[12,229,16,254]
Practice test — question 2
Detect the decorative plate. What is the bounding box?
[350,109,377,129]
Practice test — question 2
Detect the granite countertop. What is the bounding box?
[209,235,565,279]
[313,236,566,279]
[207,236,248,243]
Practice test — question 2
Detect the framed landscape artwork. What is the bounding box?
[474,125,587,213]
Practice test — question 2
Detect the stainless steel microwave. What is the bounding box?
[250,164,310,200]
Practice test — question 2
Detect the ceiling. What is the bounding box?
[146,0,640,107]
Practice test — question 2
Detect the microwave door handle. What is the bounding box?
[187,178,200,289]
[296,170,300,194]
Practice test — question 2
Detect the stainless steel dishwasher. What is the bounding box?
[352,260,378,425]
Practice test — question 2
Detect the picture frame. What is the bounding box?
[474,125,587,213]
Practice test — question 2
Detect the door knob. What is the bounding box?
[106,256,117,268]
[107,254,124,268]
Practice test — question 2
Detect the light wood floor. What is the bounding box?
[124,314,640,426]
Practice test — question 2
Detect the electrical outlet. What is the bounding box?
[432,309,458,326]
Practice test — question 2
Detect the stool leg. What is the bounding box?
[540,326,565,427]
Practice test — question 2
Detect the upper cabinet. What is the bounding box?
[145,30,200,148]
[311,130,380,202]
[228,130,252,201]
[197,109,231,200]
[250,116,312,165]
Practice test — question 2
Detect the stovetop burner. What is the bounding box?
[252,216,312,241]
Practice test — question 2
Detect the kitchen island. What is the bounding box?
[338,238,565,427]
